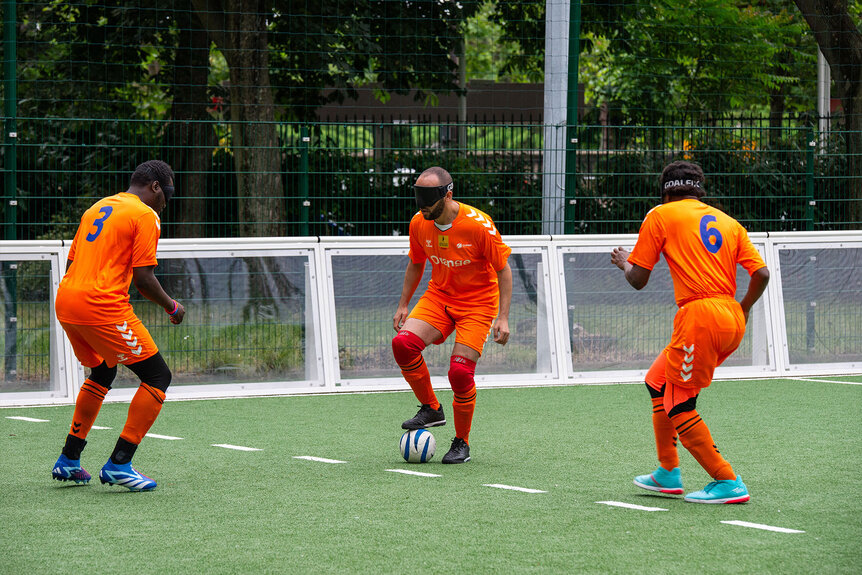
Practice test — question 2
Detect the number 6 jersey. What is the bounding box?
[56,192,161,324]
[627,198,766,307]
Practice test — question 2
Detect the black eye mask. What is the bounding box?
[162,185,175,203]
[414,182,453,209]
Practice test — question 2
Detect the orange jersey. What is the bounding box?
[628,199,766,306]
[408,202,511,307]
[56,192,161,324]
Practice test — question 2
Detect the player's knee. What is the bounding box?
[392,330,426,366]
[127,352,172,392]
[448,355,476,395]
[89,362,117,389]
[667,395,698,417]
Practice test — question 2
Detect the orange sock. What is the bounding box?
[651,397,679,470]
[119,383,165,444]
[69,379,109,439]
[400,356,440,410]
[452,386,477,444]
[670,410,735,480]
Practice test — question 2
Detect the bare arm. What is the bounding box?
[392,260,426,331]
[611,247,651,290]
[493,263,512,345]
[132,266,185,324]
[739,267,770,323]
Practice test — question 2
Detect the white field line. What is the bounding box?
[790,377,862,386]
[145,433,183,440]
[483,484,547,494]
[386,468,441,478]
[212,443,261,451]
[597,501,668,512]
[721,520,805,534]
[91,425,112,430]
[293,455,347,464]
[5,416,49,422]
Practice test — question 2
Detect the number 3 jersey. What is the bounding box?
[56,192,161,324]
[408,202,511,308]
[628,198,766,306]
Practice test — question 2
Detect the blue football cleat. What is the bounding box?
[684,476,750,504]
[633,466,684,495]
[99,460,157,492]
[52,454,92,484]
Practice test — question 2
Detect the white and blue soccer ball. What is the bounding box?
[399,429,436,463]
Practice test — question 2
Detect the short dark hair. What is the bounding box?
[659,161,705,198]
[418,166,453,187]
[130,160,174,191]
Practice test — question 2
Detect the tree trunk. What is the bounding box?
[191,0,286,238]
[225,5,285,238]
[191,1,292,319]
[793,0,862,225]
[167,5,216,239]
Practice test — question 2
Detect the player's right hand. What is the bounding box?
[170,301,185,325]
[393,307,409,332]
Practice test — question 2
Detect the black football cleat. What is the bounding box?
[441,437,471,464]
[401,404,446,430]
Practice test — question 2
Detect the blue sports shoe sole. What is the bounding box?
[99,460,157,492]
[52,454,91,484]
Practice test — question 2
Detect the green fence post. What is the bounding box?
[805,127,816,351]
[564,0,582,234]
[3,0,17,240]
[2,0,17,381]
[805,127,815,232]
[300,125,310,237]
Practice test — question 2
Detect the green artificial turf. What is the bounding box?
[2,378,860,574]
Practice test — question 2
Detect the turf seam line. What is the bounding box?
[385,468,441,477]
[6,416,49,422]
[721,520,805,533]
[211,443,262,451]
[293,456,347,464]
[483,484,547,493]
[596,501,669,512]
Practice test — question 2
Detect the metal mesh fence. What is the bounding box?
[1,1,859,240]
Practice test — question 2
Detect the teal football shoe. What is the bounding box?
[633,466,684,495]
[684,476,750,504]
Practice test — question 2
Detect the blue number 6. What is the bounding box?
[699,215,723,253]
[86,206,114,242]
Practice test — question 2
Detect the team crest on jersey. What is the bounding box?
[438,235,449,248]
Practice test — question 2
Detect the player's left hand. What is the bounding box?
[169,301,185,325]
[611,247,630,270]
[493,317,510,346]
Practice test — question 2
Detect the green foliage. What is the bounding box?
[464,1,532,82]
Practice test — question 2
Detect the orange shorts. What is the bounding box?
[646,296,745,406]
[408,295,497,355]
[60,316,159,369]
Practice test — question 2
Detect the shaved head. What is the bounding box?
[416,166,453,187]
